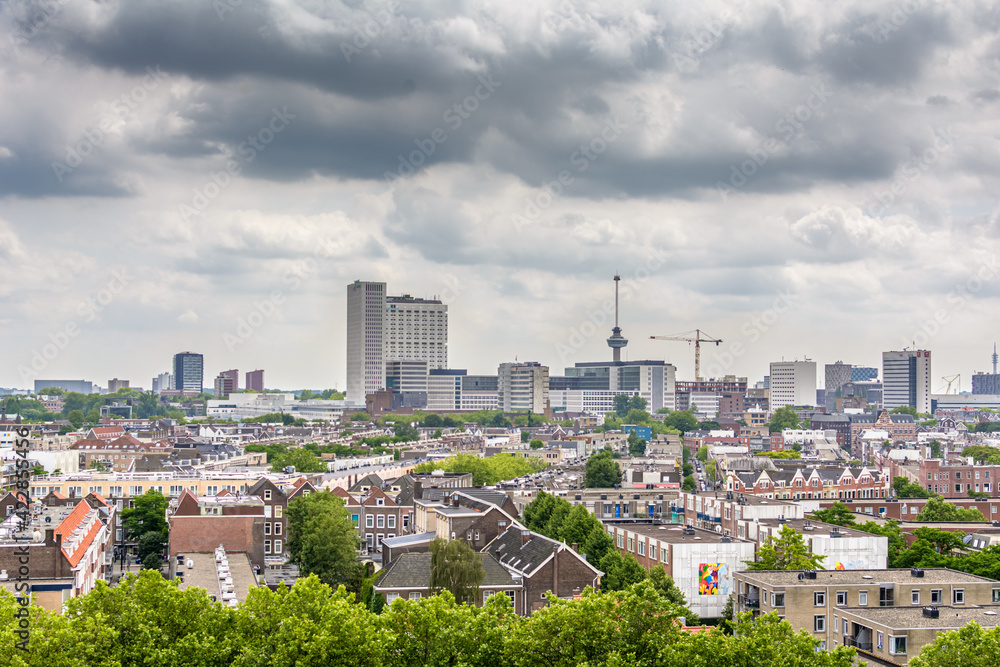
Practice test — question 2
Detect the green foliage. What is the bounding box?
[893,475,932,498]
[661,410,699,433]
[697,421,721,431]
[890,405,919,417]
[613,394,647,419]
[915,497,985,522]
[910,620,1000,667]
[810,502,856,527]
[429,538,485,604]
[584,449,622,488]
[704,460,716,482]
[627,430,646,457]
[122,489,169,561]
[762,450,801,459]
[521,430,530,443]
[962,445,1000,464]
[529,438,544,449]
[974,422,1000,433]
[287,491,363,592]
[598,550,647,591]
[744,524,826,571]
[350,411,371,422]
[412,453,546,485]
[767,406,801,433]
[67,409,85,429]
[696,445,708,461]
[682,475,696,491]
[270,447,328,473]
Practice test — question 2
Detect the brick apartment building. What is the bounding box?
[166,490,266,571]
[247,477,317,561]
[919,459,1000,498]
[849,412,917,456]
[727,466,890,500]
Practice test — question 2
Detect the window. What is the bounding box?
[206,485,218,496]
[377,515,385,529]
[890,636,907,655]
[275,506,283,518]
[264,505,272,518]
[877,631,884,650]
[366,515,374,528]
[814,591,826,606]
[993,589,1000,604]
[506,590,515,604]
[386,593,399,603]
[931,589,942,604]
[650,544,657,561]
[954,589,965,604]
[264,540,271,553]
[836,591,846,606]
[661,546,668,563]
[617,533,624,548]
[628,537,634,552]
[274,540,281,553]
[772,592,785,607]
[859,591,868,606]
[265,523,271,535]
[264,489,272,500]
[814,615,825,632]
[388,515,396,529]
[638,541,645,556]
[274,523,281,535]
[352,514,360,526]
[911,590,920,605]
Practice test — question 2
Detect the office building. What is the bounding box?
[498,362,549,413]
[769,360,817,409]
[107,378,129,392]
[347,281,449,403]
[33,380,93,395]
[551,360,677,414]
[218,369,239,392]
[152,372,172,394]
[882,350,931,414]
[385,359,428,409]
[461,374,499,410]
[172,352,204,393]
[245,369,264,392]
[824,362,851,399]
[214,374,236,399]
[851,366,878,382]
[427,369,464,411]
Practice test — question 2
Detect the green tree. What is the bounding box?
[910,620,1000,667]
[853,520,909,568]
[893,476,932,498]
[810,502,856,527]
[429,538,485,604]
[696,445,708,461]
[912,526,965,555]
[663,410,699,433]
[270,447,328,473]
[915,497,986,522]
[698,421,721,431]
[745,524,826,570]
[613,394,631,419]
[627,431,646,457]
[962,445,1000,465]
[530,438,544,449]
[890,405,919,417]
[287,491,363,591]
[122,489,168,566]
[67,409,85,429]
[704,460,717,483]
[599,550,647,592]
[767,406,801,433]
[413,452,546,485]
[521,430,530,443]
[136,532,165,571]
[647,564,698,625]
[682,475,696,491]
[584,449,622,488]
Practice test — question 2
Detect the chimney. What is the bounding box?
[521,530,532,546]
[413,480,423,500]
[45,528,55,545]
[571,542,579,553]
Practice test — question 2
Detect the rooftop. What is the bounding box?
[844,605,1000,630]
[737,568,998,586]
[605,523,750,545]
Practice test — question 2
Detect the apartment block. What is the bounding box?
[883,350,932,414]
[498,362,549,414]
[769,360,817,409]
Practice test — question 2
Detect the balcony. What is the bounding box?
[844,637,872,651]
[738,594,760,609]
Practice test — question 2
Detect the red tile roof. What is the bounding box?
[55,501,102,568]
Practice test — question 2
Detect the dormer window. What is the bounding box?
[377,498,384,506]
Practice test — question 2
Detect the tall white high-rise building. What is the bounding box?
[882,350,932,413]
[498,362,549,414]
[346,281,448,403]
[768,360,817,409]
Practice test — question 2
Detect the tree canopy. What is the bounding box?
[767,406,801,433]
[915,497,985,522]
[413,453,546,485]
[584,449,622,488]
[122,489,169,571]
[429,538,485,604]
[744,524,826,571]
[287,491,363,592]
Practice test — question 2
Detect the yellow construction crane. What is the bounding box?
[940,374,961,394]
[649,329,722,382]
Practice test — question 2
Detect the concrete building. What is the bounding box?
[214,374,236,399]
[883,350,932,414]
[152,372,172,394]
[605,523,755,619]
[552,360,677,414]
[385,359,429,408]
[769,360,817,409]
[107,378,129,392]
[218,369,240,392]
[734,568,1000,659]
[245,369,264,392]
[346,281,448,404]
[498,362,549,414]
[852,366,879,382]
[172,352,204,393]
[824,362,852,409]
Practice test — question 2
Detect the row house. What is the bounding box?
[919,458,1000,498]
[166,489,266,571]
[247,477,317,561]
[71,435,172,471]
[727,466,889,500]
[734,568,1000,662]
[0,495,114,611]
[604,523,755,619]
[816,496,1000,524]
[509,489,677,522]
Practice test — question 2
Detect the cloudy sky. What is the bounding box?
[1,0,999,395]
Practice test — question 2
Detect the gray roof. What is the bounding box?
[375,552,520,590]
[381,532,435,548]
[483,526,562,576]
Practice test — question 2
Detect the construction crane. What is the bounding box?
[649,329,722,382]
[940,374,961,394]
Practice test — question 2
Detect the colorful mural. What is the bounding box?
[698,563,729,595]
[834,560,865,570]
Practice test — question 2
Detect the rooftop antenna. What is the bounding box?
[606,274,628,362]
[993,343,998,375]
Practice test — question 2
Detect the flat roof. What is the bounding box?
[844,605,1000,630]
[755,518,876,539]
[605,522,750,544]
[737,568,998,586]
[685,492,800,506]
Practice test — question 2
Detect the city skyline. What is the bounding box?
[2,1,999,392]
